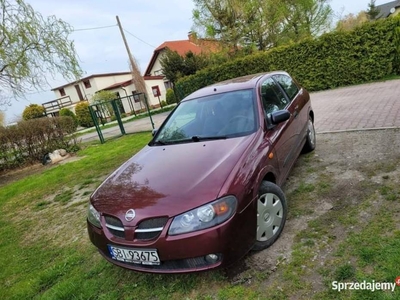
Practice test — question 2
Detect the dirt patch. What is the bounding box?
[0,155,85,188]
[231,128,400,293]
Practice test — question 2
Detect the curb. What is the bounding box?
[316,126,400,134]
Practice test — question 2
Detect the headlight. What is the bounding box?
[168,196,237,235]
[87,204,101,228]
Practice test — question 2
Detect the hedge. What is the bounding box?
[175,16,400,97]
[0,117,79,171]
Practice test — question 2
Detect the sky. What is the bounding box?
[2,0,389,123]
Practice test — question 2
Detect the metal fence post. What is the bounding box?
[88,105,105,144]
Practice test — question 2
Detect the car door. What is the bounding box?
[260,77,295,177]
[272,74,307,168]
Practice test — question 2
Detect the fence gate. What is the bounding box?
[88,93,154,143]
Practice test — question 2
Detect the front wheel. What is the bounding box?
[302,117,316,153]
[253,181,287,251]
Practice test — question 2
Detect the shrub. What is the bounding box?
[0,116,79,171]
[75,102,93,128]
[59,108,78,130]
[22,104,45,120]
[166,88,177,104]
[160,100,167,107]
[175,16,400,97]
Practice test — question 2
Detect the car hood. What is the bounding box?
[91,135,255,224]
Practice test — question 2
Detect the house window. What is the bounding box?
[83,80,91,89]
[154,69,163,76]
[59,88,66,96]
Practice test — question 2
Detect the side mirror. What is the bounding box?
[152,129,158,137]
[270,110,290,125]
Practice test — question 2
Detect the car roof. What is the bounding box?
[182,71,288,102]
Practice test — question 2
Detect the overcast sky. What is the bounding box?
[3,0,388,123]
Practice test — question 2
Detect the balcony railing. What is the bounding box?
[42,96,73,114]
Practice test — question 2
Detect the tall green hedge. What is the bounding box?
[176,16,400,97]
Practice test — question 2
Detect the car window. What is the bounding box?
[260,78,288,117]
[154,89,256,144]
[273,74,299,100]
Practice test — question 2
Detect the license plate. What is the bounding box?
[108,245,160,265]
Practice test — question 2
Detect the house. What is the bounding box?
[144,32,222,89]
[375,0,400,18]
[43,72,166,116]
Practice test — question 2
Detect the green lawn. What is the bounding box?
[1,131,400,299]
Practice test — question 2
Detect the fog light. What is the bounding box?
[205,254,218,263]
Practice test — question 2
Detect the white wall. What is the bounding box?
[145,78,167,107]
[52,73,133,103]
[150,51,165,76]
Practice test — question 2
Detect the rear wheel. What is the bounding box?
[253,181,287,251]
[302,116,316,153]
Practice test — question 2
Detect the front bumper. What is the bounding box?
[87,203,255,273]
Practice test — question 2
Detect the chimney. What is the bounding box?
[188,31,197,43]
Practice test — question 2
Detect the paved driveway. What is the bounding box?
[312,79,400,133]
[79,79,400,142]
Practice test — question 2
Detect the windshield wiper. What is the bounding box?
[153,136,226,145]
[191,135,227,142]
[152,140,169,145]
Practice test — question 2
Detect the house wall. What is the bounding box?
[150,51,165,76]
[105,84,145,115]
[144,78,167,107]
[52,74,133,103]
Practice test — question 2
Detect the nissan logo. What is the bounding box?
[125,209,136,222]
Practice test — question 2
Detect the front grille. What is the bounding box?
[138,217,168,229]
[135,231,161,240]
[135,217,168,241]
[105,215,125,239]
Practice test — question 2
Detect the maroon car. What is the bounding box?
[87,71,316,273]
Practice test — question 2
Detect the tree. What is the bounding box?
[279,0,333,43]
[0,0,82,107]
[75,102,93,128]
[192,0,333,50]
[91,90,117,104]
[165,88,177,105]
[22,104,45,120]
[366,0,380,20]
[59,108,78,130]
[160,49,208,85]
[160,50,184,85]
[336,11,368,31]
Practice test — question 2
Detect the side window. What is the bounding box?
[273,74,299,100]
[260,78,288,117]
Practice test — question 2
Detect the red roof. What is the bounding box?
[144,37,222,76]
[155,40,203,56]
[102,79,133,91]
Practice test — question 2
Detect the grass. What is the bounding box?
[1,130,400,299]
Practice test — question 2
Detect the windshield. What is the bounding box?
[153,89,257,144]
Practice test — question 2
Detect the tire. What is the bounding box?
[302,116,316,153]
[253,181,287,251]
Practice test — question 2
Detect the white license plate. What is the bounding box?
[108,245,160,265]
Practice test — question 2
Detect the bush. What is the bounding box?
[22,104,46,120]
[175,16,400,97]
[59,108,78,130]
[166,88,177,104]
[75,102,93,128]
[160,100,167,107]
[0,117,79,171]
